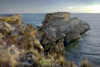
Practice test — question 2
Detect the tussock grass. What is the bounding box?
[0,50,17,67]
[58,55,66,65]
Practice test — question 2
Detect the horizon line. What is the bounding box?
[0,12,100,14]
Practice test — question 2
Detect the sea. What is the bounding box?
[1,13,100,66]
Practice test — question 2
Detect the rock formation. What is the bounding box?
[0,14,44,67]
[0,12,91,67]
[0,45,24,67]
[36,12,90,51]
[0,14,44,51]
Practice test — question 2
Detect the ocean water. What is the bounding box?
[66,13,100,66]
[1,13,100,66]
[22,13,45,28]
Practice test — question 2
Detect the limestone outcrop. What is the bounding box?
[0,45,24,67]
[0,14,44,67]
[0,14,44,51]
[0,12,91,67]
[36,12,90,51]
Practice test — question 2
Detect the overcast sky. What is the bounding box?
[0,0,100,13]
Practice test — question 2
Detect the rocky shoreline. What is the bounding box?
[0,12,90,67]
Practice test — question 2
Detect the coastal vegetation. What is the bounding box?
[0,12,95,67]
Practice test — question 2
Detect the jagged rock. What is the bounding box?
[0,14,44,51]
[44,12,70,22]
[0,13,91,67]
[36,12,90,51]
[6,45,25,60]
[21,24,44,51]
[0,14,44,67]
[0,22,15,35]
[0,14,22,23]
[0,45,24,67]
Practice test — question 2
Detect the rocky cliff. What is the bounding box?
[0,14,44,50]
[0,12,91,67]
[0,14,44,67]
[36,12,90,52]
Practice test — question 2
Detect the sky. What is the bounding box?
[0,0,100,13]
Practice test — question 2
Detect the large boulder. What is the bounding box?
[36,12,90,51]
[0,14,44,51]
[0,45,24,67]
[0,14,44,67]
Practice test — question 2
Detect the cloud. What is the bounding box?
[0,6,99,13]
[0,0,100,13]
[39,6,97,13]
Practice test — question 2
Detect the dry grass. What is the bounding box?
[0,50,18,67]
[58,55,66,65]
[65,61,78,67]
[81,58,88,67]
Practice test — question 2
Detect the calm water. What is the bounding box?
[1,13,100,66]
[66,13,100,66]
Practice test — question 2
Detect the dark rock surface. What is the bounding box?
[36,12,90,51]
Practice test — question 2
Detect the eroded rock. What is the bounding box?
[0,14,44,67]
[36,12,90,51]
[0,45,24,67]
[0,12,91,67]
[0,14,44,51]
